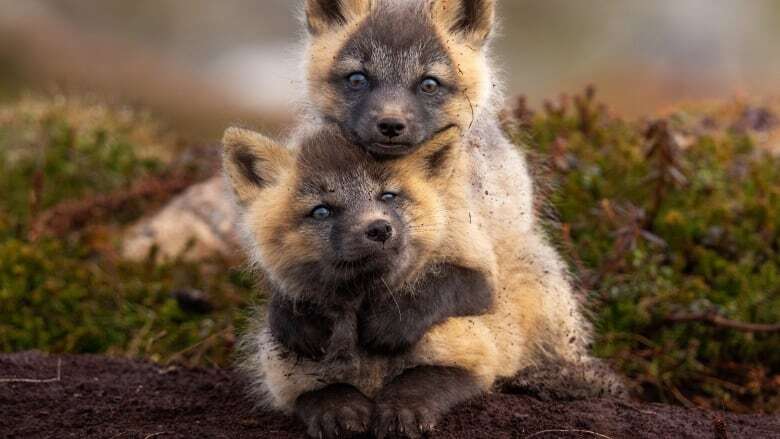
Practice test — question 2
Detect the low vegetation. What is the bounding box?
[506,88,779,412]
[1,92,778,412]
[0,96,251,367]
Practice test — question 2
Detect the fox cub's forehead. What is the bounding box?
[294,131,390,197]
[334,5,453,81]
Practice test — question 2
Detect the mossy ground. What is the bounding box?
[1,92,778,412]
[0,96,252,367]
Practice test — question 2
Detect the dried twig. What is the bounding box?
[666,312,780,333]
[588,202,649,288]
[643,119,688,226]
[165,327,232,365]
[560,223,592,300]
[29,168,45,218]
[0,358,62,383]
[543,94,569,118]
[574,84,600,135]
[462,87,475,129]
[513,95,535,129]
[526,429,614,439]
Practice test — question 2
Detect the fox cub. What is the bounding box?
[300,0,623,396]
[229,0,624,437]
[226,125,498,438]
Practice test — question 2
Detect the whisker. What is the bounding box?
[380,276,402,321]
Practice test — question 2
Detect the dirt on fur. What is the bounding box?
[1,352,778,439]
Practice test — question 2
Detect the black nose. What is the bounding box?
[365,220,393,243]
[377,118,406,138]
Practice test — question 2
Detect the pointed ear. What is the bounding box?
[305,0,372,35]
[431,0,496,46]
[222,127,293,204]
[407,125,462,180]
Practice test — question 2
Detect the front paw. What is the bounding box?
[295,384,373,439]
[372,399,438,439]
[371,366,483,438]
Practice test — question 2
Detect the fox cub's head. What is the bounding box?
[304,0,496,156]
[223,124,461,300]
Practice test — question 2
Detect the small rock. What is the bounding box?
[172,288,214,314]
[121,176,242,262]
[733,106,778,132]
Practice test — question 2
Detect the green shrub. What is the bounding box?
[509,90,780,412]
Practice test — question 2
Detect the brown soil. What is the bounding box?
[1,352,778,439]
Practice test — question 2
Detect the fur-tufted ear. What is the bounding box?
[407,125,462,180]
[430,0,496,46]
[304,0,372,35]
[222,127,293,205]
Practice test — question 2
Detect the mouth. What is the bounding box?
[366,142,415,157]
[333,260,388,280]
[334,256,371,269]
[333,249,398,277]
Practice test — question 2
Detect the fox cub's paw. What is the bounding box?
[295,384,373,439]
[372,366,484,439]
[372,398,438,439]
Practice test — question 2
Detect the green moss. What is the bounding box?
[0,234,251,363]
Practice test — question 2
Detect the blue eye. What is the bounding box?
[311,206,332,220]
[381,192,397,202]
[347,72,368,90]
[420,77,440,94]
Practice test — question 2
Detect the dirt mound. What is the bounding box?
[1,352,777,438]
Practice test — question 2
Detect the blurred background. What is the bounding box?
[1,0,779,135]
